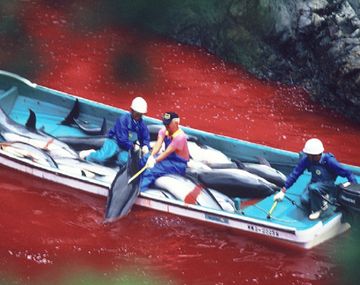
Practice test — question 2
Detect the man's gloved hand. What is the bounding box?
[274,187,286,201]
[146,155,156,168]
[141,145,149,155]
[133,143,140,152]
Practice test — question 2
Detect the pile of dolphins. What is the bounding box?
[0,103,287,220]
[0,106,117,183]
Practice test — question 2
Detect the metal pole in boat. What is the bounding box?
[267,200,278,219]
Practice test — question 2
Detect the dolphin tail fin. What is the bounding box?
[25,109,37,131]
[61,98,80,125]
[104,150,141,222]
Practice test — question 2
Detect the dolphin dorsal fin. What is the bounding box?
[61,98,80,125]
[25,109,37,131]
[100,117,107,135]
[256,156,271,167]
[233,159,246,169]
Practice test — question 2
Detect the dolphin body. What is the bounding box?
[0,107,79,158]
[187,141,237,168]
[57,135,107,151]
[0,109,117,181]
[142,188,179,200]
[54,157,118,183]
[0,141,58,168]
[143,184,236,213]
[234,158,287,187]
[61,98,107,135]
[153,174,223,210]
[104,150,141,222]
[151,174,236,212]
[197,168,280,198]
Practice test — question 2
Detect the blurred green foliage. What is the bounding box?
[54,269,168,285]
[0,268,169,285]
[0,0,281,81]
[335,219,360,285]
[0,2,40,78]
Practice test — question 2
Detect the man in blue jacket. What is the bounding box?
[79,97,150,166]
[274,138,357,220]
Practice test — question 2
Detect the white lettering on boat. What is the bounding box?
[247,224,280,237]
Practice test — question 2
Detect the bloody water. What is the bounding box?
[1,1,360,284]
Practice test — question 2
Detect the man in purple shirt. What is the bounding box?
[140,112,190,192]
[274,138,357,220]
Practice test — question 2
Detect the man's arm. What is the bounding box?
[139,122,150,147]
[150,133,164,157]
[274,156,308,201]
[327,156,357,183]
[284,156,308,189]
[114,117,133,150]
[155,144,175,163]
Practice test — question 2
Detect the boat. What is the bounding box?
[0,70,359,249]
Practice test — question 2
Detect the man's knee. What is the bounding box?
[300,196,310,207]
[117,151,129,165]
[308,183,319,193]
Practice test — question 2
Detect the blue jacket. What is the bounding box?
[285,152,357,189]
[107,112,150,151]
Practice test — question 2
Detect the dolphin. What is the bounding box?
[144,182,236,213]
[0,141,58,168]
[73,117,107,136]
[208,188,236,212]
[142,188,179,200]
[154,174,223,210]
[104,150,141,222]
[61,98,107,135]
[0,107,79,158]
[149,138,237,169]
[57,135,107,151]
[54,157,118,183]
[153,174,235,211]
[234,158,287,187]
[187,141,237,168]
[197,168,280,198]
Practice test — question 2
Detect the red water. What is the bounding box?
[1,2,359,284]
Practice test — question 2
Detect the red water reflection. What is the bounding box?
[1,1,359,284]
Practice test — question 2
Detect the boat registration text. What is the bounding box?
[247,224,280,237]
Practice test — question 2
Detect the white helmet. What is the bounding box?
[131,97,147,113]
[303,138,324,155]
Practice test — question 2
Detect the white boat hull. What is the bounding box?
[0,149,350,249]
